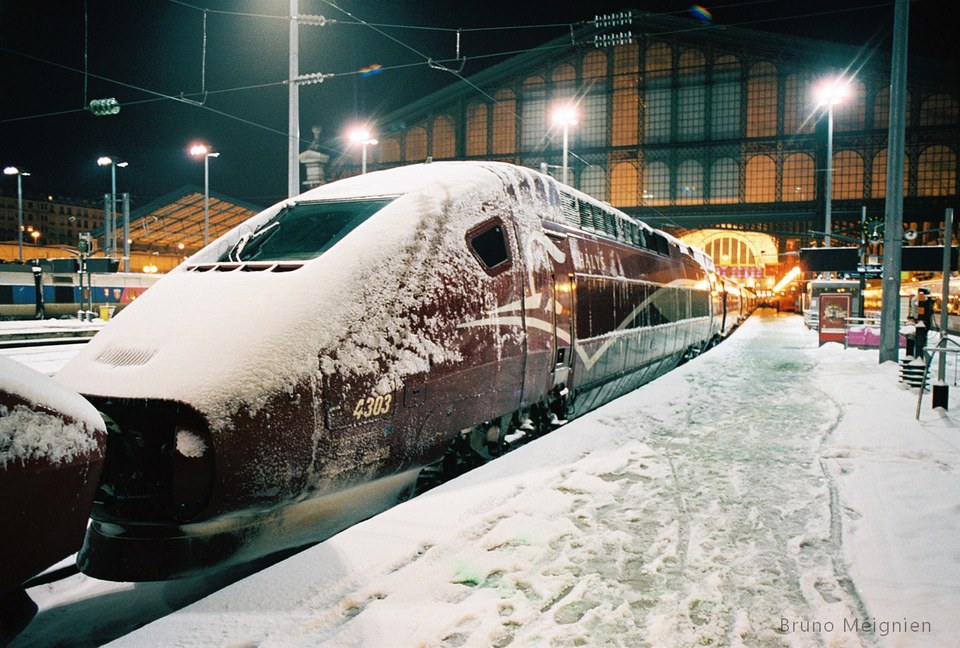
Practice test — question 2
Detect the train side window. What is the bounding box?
[649,232,670,256]
[560,192,579,226]
[636,226,647,248]
[591,206,607,232]
[468,222,510,272]
[603,211,616,237]
[578,201,593,230]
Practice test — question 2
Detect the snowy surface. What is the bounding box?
[0,318,104,338]
[0,342,89,377]
[0,353,105,468]
[11,311,958,647]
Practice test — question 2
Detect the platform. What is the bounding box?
[10,312,960,648]
[0,319,103,348]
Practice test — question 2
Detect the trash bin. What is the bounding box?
[98,305,113,320]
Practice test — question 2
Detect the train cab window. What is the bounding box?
[468,222,510,272]
[218,198,395,262]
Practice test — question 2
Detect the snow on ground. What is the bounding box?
[9,311,960,647]
[0,343,89,377]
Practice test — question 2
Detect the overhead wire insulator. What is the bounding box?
[294,72,334,85]
[593,11,633,28]
[594,32,633,48]
[88,98,120,116]
[299,14,333,26]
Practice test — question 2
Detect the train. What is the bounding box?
[0,261,158,320]
[0,355,107,642]
[51,161,753,583]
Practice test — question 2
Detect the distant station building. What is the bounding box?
[0,187,260,273]
[327,10,959,287]
[0,192,104,251]
[110,187,262,272]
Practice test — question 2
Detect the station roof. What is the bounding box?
[99,186,263,255]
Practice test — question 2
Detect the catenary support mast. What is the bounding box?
[879,0,910,363]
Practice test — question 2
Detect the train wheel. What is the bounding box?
[396,472,422,502]
[0,587,38,644]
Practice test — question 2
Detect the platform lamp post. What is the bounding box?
[189,144,220,246]
[97,156,128,259]
[551,104,579,186]
[815,78,850,249]
[348,129,378,174]
[3,166,30,262]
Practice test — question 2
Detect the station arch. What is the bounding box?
[680,229,779,282]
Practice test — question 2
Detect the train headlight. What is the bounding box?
[172,420,215,520]
[176,429,208,458]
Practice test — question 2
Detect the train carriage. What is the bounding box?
[54,161,732,581]
[0,262,157,319]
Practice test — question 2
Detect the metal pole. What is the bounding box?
[122,193,130,272]
[939,208,953,359]
[878,0,910,364]
[110,163,117,258]
[859,205,867,317]
[103,193,112,260]
[933,207,954,409]
[562,124,569,186]
[203,154,210,245]
[361,143,367,175]
[824,105,834,248]
[288,0,299,198]
[16,173,23,262]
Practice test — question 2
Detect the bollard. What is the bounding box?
[933,381,950,409]
[900,356,928,390]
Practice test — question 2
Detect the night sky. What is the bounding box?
[1,0,957,210]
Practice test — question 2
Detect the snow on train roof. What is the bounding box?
[1,354,104,468]
[55,162,554,429]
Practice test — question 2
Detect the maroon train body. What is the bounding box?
[53,162,750,582]
[0,356,106,642]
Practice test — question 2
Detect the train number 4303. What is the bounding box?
[352,394,393,420]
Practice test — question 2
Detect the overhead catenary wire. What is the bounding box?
[3,0,901,155]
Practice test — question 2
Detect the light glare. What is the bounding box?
[552,105,579,126]
[816,78,850,106]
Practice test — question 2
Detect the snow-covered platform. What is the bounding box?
[0,318,103,347]
[14,312,960,647]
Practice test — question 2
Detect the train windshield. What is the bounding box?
[220,198,395,262]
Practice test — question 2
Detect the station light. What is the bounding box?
[4,166,29,261]
[594,11,633,28]
[594,32,633,48]
[815,79,850,107]
[814,76,851,249]
[347,128,378,174]
[189,143,219,246]
[551,104,579,186]
[772,266,802,293]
